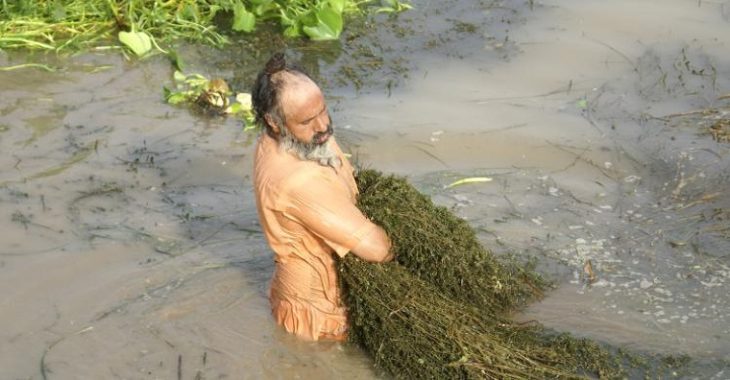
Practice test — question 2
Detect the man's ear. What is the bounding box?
[264,114,280,134]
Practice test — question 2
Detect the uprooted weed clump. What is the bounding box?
[354,169,546,316]
[339,256,578,379]
[338,169,677,379]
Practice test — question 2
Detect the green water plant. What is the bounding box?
[0,0,412,54]
[227,0,413,40]
[164,71,255,126]
[118,30,154,57]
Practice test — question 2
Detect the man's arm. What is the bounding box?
[350,224,393,263]
[279,172,393,263]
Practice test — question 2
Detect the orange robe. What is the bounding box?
[253,133,377,341]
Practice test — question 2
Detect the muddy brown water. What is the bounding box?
[2,0,730,379]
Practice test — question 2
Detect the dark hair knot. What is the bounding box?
[264,52,286,75]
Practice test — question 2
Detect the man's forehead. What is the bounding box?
[273,70,311,89]
[280,76,324,116]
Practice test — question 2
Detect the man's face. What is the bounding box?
[279,79,333,146]
[273,76,341,168]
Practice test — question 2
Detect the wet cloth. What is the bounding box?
[253,133,379,341]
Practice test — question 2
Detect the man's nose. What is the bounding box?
[314,113,329,132]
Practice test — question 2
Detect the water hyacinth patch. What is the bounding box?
[0,0,413,53]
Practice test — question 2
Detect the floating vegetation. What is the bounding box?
[709,117,730,143]
[27,144,94,180]
[339,169,679,379]
[657,101,730,144]
[445,176,493,189]
[0,0,412,54]
[164,71,255,126]
[0,63,57,72]
[117,29,156,57]
[0,143,95,186]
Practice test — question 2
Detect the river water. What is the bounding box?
[1,0,729,379]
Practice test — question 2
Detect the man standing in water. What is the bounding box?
[251,53,393,341]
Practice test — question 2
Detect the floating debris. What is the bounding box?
[163,72,255,124]
[709,118,730,143]
[583,259,597,285]
[445,176,493,189]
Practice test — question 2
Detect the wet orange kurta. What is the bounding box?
[253,133,377,341]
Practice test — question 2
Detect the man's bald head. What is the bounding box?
[251,53,339,168]
[251,53,317,137]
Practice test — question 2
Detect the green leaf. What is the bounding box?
[445,177,493,188]
[283,24,301,38]
[235,93,253,109]
[173,70,187,84]
[278,9,295,26]
[227,102,242,114]
[253,0,278,16]
[242,111,257,130]
[376,0,412,13]
[299,10,319,27]
[118,31,152,57]
[51,0,66,21]
[185,76,209,90]
[209,5,222,18]
[303,7,342,40]
[319,7,343,31]
[178,3,200,22]
[168,50,185,72]
[166,92,192,105]
[328,0,346,14]
[233,2,256,32]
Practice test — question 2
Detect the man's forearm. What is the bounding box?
[350,225,393,263]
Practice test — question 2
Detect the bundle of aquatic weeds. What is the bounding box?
[339,255,580,379]
[355,169,545,315]
[338,169,642,379]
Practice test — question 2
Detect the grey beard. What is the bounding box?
[278,129,342,169]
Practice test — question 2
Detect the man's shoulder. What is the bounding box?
[255,152,324,194]
[254,135,350,198]
[254,135,300,182]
